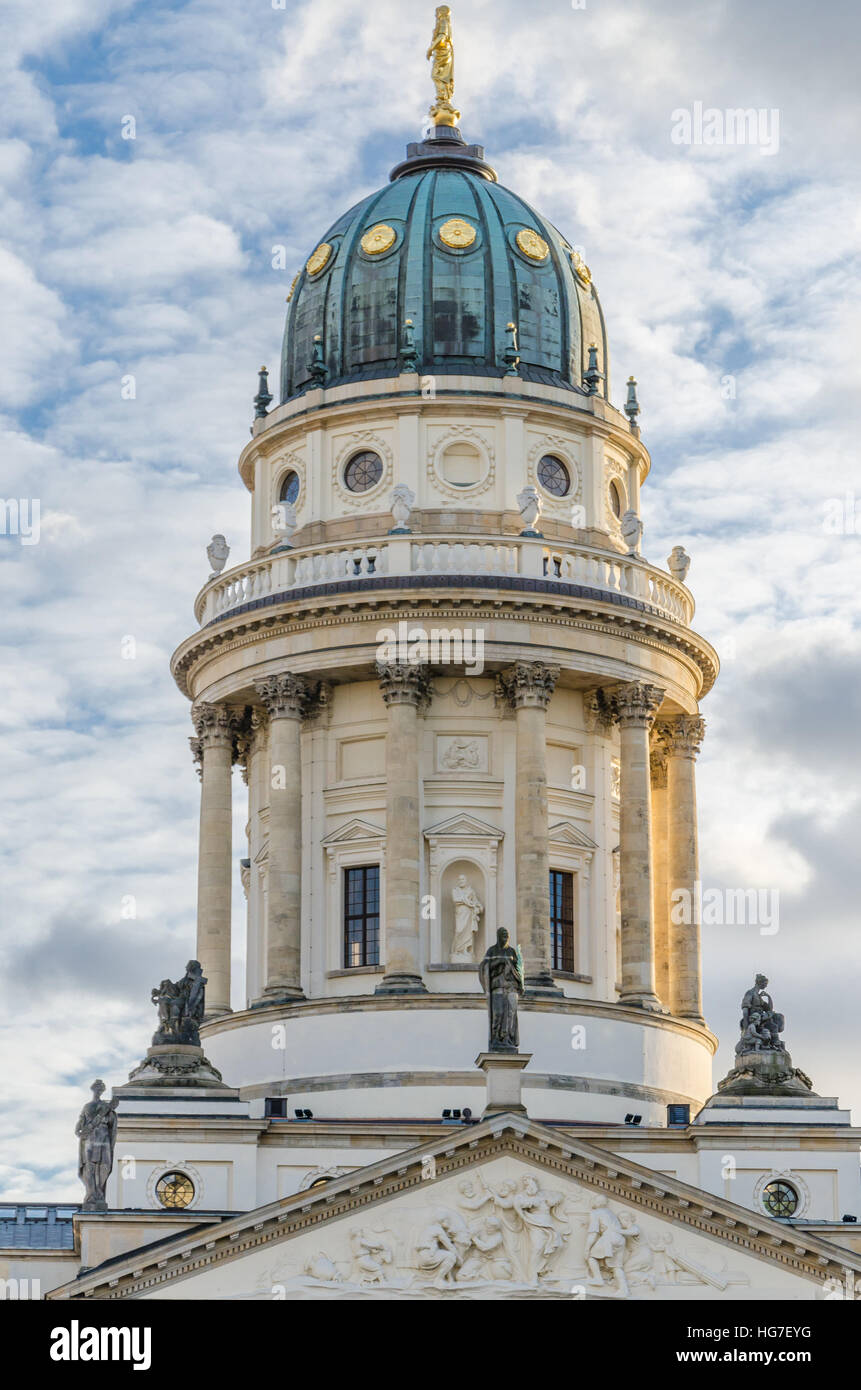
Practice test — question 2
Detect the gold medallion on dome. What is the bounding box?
[570,250,592,286]
[439,217,477,249]
[305,242,332,276]
[361,223,397,255]
[516,227,550,262]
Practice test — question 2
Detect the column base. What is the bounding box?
[619,991,664,1012]
[259,985,306,1005]
[203,1007,233,1021]
[523,972,564,999]
[374,974,429,996]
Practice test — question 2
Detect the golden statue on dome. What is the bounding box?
[426,6,460,127]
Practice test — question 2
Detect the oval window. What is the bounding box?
[344,450,384,493]
[609,478,624,519]
[442,441,483,488]
[279,470,300,505]
[537,454,570,497]
[155,1171,195,1209]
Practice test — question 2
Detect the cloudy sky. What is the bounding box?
[1,0,859,1201]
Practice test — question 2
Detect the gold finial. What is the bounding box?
[427,6,460,127]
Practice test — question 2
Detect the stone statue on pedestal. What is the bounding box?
[151,960,207,1048]
[717,974,813,1096]
[478,928,524,1052]
[75,1080,118,1212]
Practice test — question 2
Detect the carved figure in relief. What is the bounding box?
[584,1195,630,1297]
[416,1212,460,1287]
[451,874,484,960]
[441,736,481,769]
[349,1229,393,1285]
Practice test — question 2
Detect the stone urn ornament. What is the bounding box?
[516,484,543,536]
[206,533,230,575]
[389,484,415,533]
[667,545,691,584]
[272,501,298,545]
[620,509,643,555]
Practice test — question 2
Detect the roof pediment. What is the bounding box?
[321,817,385,846]
[424,813,504,842]
[548,821,598,850]
[49,1115,859,1302]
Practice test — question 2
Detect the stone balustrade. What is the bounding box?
[194,535,694,627]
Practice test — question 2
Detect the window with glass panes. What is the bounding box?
[550,869,575,972]
[343,865,380,967]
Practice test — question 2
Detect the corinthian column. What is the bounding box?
[375,662,430,994]
[191,702,239,1016]
[611,681,664,1010]
[650,737,670,1007]
[660,714,706,1022]
[254,673,308,1001]
[498,661,561,994]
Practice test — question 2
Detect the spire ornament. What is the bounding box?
[427,6,460,127]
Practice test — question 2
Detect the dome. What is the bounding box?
[279,126,609,403]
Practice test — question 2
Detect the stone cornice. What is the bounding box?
[48,1117,860,1301]
[171,597,719,705]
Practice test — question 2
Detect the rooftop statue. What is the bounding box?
[427,6,460,127]
[151,960,208,1048]
[75,1079,118,1212]
[716,974,813,1097]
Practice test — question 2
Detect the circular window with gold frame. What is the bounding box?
[155,1171,195,1210]
[360,223,397,256]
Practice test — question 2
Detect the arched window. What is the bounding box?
[609,478,624,519]
[279,470,300,505]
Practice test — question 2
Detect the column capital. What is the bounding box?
[610,681,665,729]
[191,701,240,746]
[657,713,706,758]
[496,661,561,711]
[234,707,267,785]
[583,689,616,735]
[375,661,431,708]
[254,672,308,720]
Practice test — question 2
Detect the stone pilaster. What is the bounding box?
[254,673,308,1001]
[497,661,561,994]
[608,681,665,1010]
[658,713,706,1023]
[375,662,431,995]
[191,701,240,1017]
[650,736,670,1008]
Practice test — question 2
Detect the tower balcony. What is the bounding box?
[194,533,694,630]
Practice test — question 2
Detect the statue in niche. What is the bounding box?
[478,928,524,1051]
[75,1080,119,1211]
[451,873,484,961]
[151,960,207,1048]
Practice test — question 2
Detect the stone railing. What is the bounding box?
[195,535,694,627]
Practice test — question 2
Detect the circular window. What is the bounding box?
[537,454,570,497]
[155,1172,195,1210]
[442,441,483,488]
[762,1180,798,1218]
[279,470,300,505]
[344,451,384,493]
[308,1176,331,1189]
[609,478,624,519]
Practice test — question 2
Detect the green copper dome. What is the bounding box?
[279,127,609,404]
